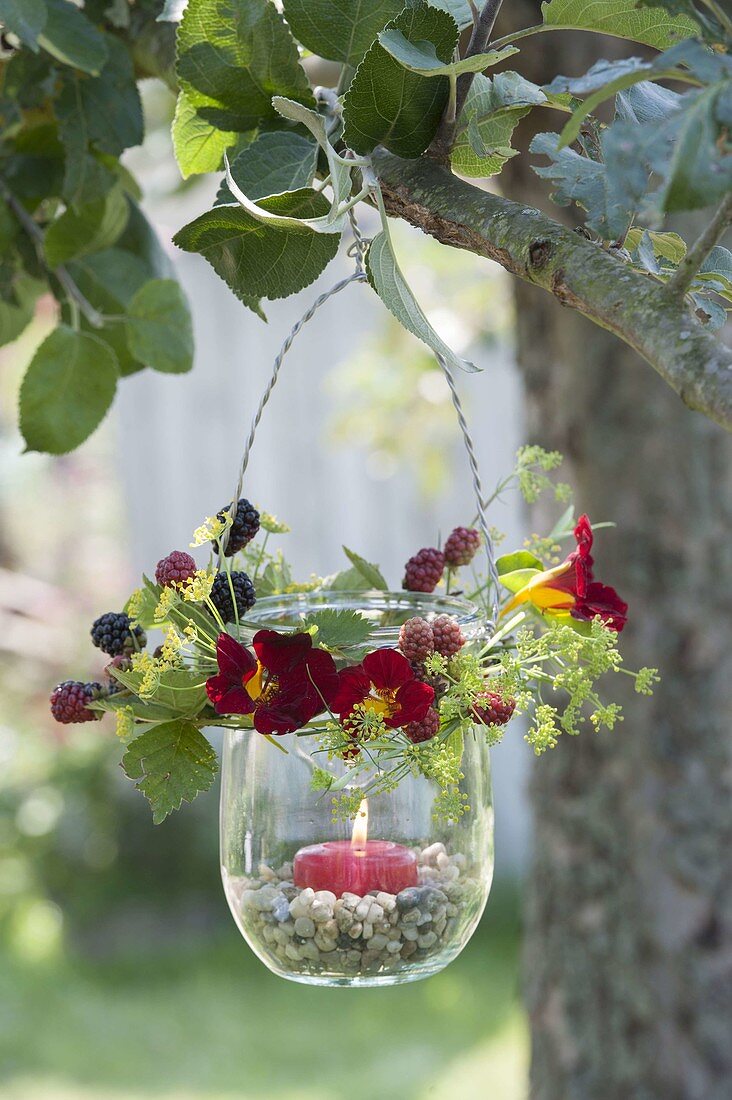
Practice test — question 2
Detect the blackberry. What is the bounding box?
[50,680,103,724]
[210,571,256,622]
[444,526,481,568]
[105,655,131,695]
[214,498,260,556]
[472,691,516,727]
[411,662,449,700]
[91,612,146,657]
[403,547,445,593]
[405,708,440,744]
[155,550,197,588]
[399,617,434,663]
[432,614,465,658]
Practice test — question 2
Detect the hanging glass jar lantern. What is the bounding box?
[220,592,494,987]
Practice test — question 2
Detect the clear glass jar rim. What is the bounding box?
[246,590,485,643]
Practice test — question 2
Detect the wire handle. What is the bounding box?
[219,214,500,624]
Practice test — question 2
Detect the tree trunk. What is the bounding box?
[497,6,732,1097]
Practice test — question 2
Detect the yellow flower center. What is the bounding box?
[362,687,398,720]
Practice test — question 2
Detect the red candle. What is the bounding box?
[293,838,418,896]
[293,798,418,897]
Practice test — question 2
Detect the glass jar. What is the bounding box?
[219,592,494,987]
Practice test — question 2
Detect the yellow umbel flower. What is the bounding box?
[126,588,145,627]
[182,569,215,603]
[154,585,178,623]
[161,626,184,665]
[190,516,225,547]
[115,706,136,741]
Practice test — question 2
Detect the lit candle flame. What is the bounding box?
[351,798,368,851]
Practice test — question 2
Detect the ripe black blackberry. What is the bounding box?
[155,550,197,588]
[214,498,260,556]
[444,526,481,567]
[411,661,449,700]
[91,612,146,656]
[405,708,440,744]
[398,617,434,662]
[472,691,516,727]
[431,614,465,658]
[403,547,445,593]
[209,571,256,622]
[50,680,103,724]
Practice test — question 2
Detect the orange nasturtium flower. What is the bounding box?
[501,515,628,633]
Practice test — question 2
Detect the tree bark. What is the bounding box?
[496,7,732,1098]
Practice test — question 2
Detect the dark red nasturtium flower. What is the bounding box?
[333,648,435,729]
[502,514,628,632]
[205,629,339,735]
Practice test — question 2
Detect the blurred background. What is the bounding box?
[0,85,534,1099]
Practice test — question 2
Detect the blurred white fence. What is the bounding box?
[114,195,531,875]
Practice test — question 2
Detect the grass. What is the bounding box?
[0,891,526,1100]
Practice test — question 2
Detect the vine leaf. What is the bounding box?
[366,231,478,374]
[281,0,403,66]
[303,609,373,649]
[176,0,313,133]
[20,326,119,454]
[173,190,340,307]
[173,91,239,179]
[0,0,46,49]
[216,132,319,204]
[378,31,518,77]
[126,279,194,375]
[44,186,129,267]
[37,0,109,75]
[122,720,218,825]
[343,2,458,158]
[342,547,389,591]
[539,0,700,49]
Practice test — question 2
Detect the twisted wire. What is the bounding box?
[436,354,500,625]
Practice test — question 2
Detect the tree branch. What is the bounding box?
[373,150,732,431]
[666,193,732,298]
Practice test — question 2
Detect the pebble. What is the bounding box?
[232,842,481,979]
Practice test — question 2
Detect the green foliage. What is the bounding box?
[540,0,700,47]
[366,231,478,374]
[126,279,194,375]
[341,546,389,590]
[303,608,373,649]
[122,720,218,824]
[19,325,118,454]
[216,132,319,204]
[44,186,129,266]
[451,72,547,178]
[282,0,404,66]
[343,2,458,157]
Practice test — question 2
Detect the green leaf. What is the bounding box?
[122,720,218,824]
[0,0,47,49]
[113,667,209,716]
[303,609,373,649]
[65,248,151,376]
[173,91,238,179]
[366,231,478,374]
[271,97,353,211]
[173,190,340,305]
[44,186,129,267]
[216,131,319,204]
[342,547,389,591]
[452,72,544,177]
[625,228,687,265]
[323,566,375,592]
[37,0,109,74]
[0,272,40,348]
[55,35,144,203]
[497,567,542,594]
[343,2,458,157]
[694,246,732,302]
[540,0,699,49]
[281,0,403,65]
[126,279,194,375]
[496,550,544,575]
[19,325,118,454]
[430,1,474,29]
[177,0,313,132]
[530,131,632,241]
[378,30,517,77]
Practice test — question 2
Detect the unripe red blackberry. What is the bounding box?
[399,617,434,662]
[411,661,449,699]
[444,526,481,567]
[214,498,260,556]
[105,655,131,695]
[403,547,445,593]
[155,550,197,588]
[472,691,516,726]
[432,614,465,658]
[209,571,256,622]
[404,708,440,744]
[91,612,146,656]
[50,681,103,724]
